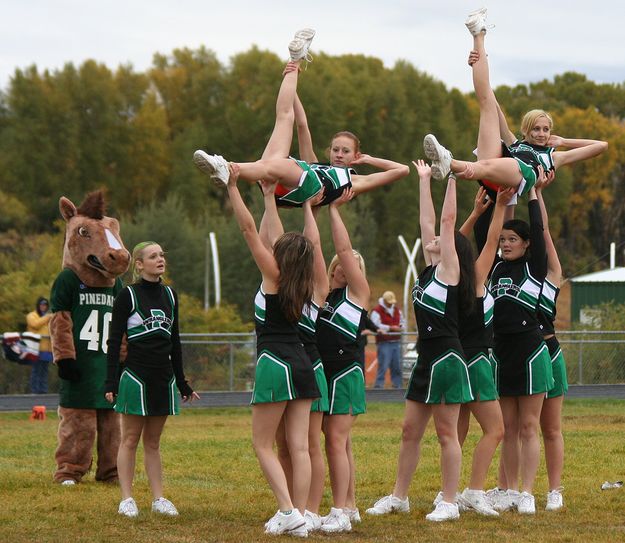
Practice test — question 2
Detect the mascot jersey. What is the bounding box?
[50,268,123,408]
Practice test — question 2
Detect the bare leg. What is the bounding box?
[540,395,564,490]
[276,417,294,498]
[307,411,325,513]
[467,400,504,489]
[457,403,471,447]
[236,158,305,187]
[472,32,502,160]
[284,399,313,513]
[432,403,462,503]
[262,62,301,160]
[252,402,293,510]
[324,414,355,509]
[450,157,523,187]
[345,435,356,509]
[142,415,168,499]
[518,394,545,494]
[117,414,145,500]
[392,400,432,498]
[499,396,520,490]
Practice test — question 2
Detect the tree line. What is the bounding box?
[0,46,624,331]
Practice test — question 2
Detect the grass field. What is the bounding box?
[1,400,624,542]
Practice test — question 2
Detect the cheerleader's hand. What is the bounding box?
[182,391,201,403]
[105,392,115,404]
[495,187,516,206]
[473,186,493,215]
[412,159,431,180]
[468,49,480,66]
[330,187,355,207]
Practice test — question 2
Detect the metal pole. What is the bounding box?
[209,232,221,307]
[398,236,421,329]
[578,336,583,385]
[229,343,234,391]
[204,237,210,311]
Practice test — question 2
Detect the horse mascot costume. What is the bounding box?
[49,190,130,484]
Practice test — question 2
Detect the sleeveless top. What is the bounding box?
[411,265,459,340]
[538,278,559,337]
[254,286,302,345]
[459,290,494,350]
[317,287,366,363]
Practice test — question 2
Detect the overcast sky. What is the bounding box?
[2,1,625,93]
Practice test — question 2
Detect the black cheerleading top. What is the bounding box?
[537,278,559,337]
[503,140,556,176]
[316,287,367,364]
[459,290,494,351]
[105,278,192,396]
[412,265,459,340]
[254,285,302,345]
[488,199,547,335]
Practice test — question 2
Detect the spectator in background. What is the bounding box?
[371,291,405,389]
[26,297,53,394]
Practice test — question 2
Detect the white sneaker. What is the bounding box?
[433,491,466,511]
[366,494,410,515]
[485,487,516,512]
[423,134,453,180]
[152,497,179,516]
[344,508,361,523]
[320,507,351,533]
[193,150,230,187]
[546,487,564,511]
[61,479,76,486]
[118,497,139,518]
[265,509,308,537]
[304,510,322,531]
[517,491,536,514]
[294,28,315,49]
[288,38,312,63]
[459,488,499,516]
[465,7,489,36]
[426,500,459,522]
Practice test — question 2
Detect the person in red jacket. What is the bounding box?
[370,291,405,389]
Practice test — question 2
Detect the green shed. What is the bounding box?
[570,267,625,323]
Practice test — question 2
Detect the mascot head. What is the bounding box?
[59,190,130,287]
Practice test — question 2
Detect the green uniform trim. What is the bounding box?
[251,350,296,404]
[546,347,568,399]
[513,157,538,195]
[466,353,498,402]
[527,343,554,395]
[328,362,366,415]
[115,369,147,416]
[425,350,474,404]
[311,360,329,413]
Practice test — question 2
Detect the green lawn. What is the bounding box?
[1,400,624,542]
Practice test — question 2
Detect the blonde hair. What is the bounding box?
[327,250,366,285]
[131,241,159,282]
[520,109,553,140]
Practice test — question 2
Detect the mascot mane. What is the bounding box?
[60,190,130,287]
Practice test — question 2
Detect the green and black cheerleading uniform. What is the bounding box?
[502,140,556,196]
[538,279,568,398]
[274,160,354,207]
[316,287,367,415]
[297,301,329,412]
[407,265,473,405]
[251,286,319,404]
[50,268,123,409]
[105,279,193,416]
[458,291,498,402]
[488,199,554,396]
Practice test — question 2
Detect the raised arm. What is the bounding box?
[414,159,436,266]
[436,175,460,286]
[474,187,515,287]
[535,172,562,285]
[258,180,284,250]
[459,186,493,238]
[551,135,608,169]
[294,92,318,163]
[527,185,547,281]
[328,190,370,306]
[349,154,410,195]
[497,102,516,146]
[303,198,329,303]
[226,165,280,288]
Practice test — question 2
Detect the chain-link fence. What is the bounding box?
[2,331,625,394]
